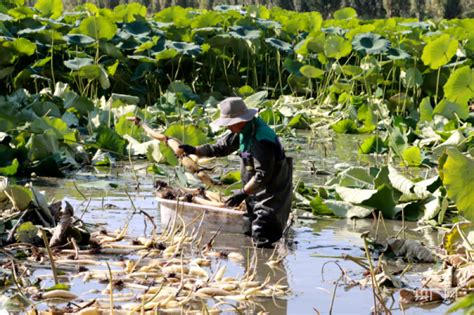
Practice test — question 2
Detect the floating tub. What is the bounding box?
[157,197,246,234]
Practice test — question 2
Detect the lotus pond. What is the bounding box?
[0,1,473,314]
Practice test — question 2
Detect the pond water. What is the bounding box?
[4,133,454,314]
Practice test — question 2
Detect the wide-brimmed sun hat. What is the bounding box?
[210,97,257,128]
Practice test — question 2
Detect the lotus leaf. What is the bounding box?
[324,35,352,59]
[333,7,357,20]
[12,37,35,55]
[401,146,423,167]
[164,124,208,146]
[0,13,13,21]
[331,119,358,134]
[403,67,423,88]
[78,16,117,41]
[77,64,100,80]
[386,47,410,60]
[421,34,458,69]
[213,5,242,12]
[116,115,143,140]
[94,125,127,156]
[300,65,324,79]
[433,99,469,120]
[440,148,474,221]
[283,58,304,77]
[443,66,474,106]
[165,41,201,56]
[159,142,178,166]
[335,184,398,218]
[265,37,292,54]
[34,0,62,19]
[326,166,374,188]
[26,129,59,161]
[229,26,261,40]
[64,57,93,71]
[309,196,335,216]
[191,11,223,29]
[63,34,95,45]
[359,135,386,154]
[352,33,390,55]
[113,3,147,23]
[419,191,448,223]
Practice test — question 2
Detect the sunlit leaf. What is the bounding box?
[78,15,117,41]
[433,99,469,120]
[401,146,423,167]
[164,124,208,146]
[113,3,147,23]
[443,66,474,105]
[440,148,474,221]
[265,37,292,54]
[324,35,352,59]
[333,7,357,20]
[34,0,63,19]
[300,65,324,79]
[352,32,390,55]
[421,34,458,69]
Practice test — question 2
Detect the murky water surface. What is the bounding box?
[6,134,453,314]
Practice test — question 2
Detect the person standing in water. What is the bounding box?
[178,97,293,248]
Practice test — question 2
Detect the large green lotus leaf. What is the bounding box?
[154,48,178,61]
[333,7,357,20]
[442,222,474,255]
[331,119,358,134]
[78,16,117,41]
[95,125,127,156]
[352,33,390,55]
[100,41,123,58]
[77,65,100,80]
[64,95,94,115]
[324,35,352,59]
[388,165,430,201]
[265,37,292,54]
[287,113,311,129]
[191,11,223,28]
[64,57,93,70]
[154,6,192,27]
[229,26,261,40]
[433,99,469,120]
[326,166,374,188]
[34,0,62,19]
[386,47,411,60]
[357,103,376,133]
[13,38,35,56]
[259,108,282,125]
[401,146,422,167]
[432,130,466,158]
[123,20,151,38]
[166,41,201,57]
[419,97,433,123]
[30,117,77,143]
[443,66,474,105]
[63,34,95,45]
[440,148,474,221]
[283,58,304,76]
[26,130,59,161]
[244,91,268,108]
[341,65,363,77]
[336,184,398,218]
[419,190,448,223]
[113,3,147,23]
[164,124,208,146]
[31,101,60,117]
[403,67,423,88]
[159,142,178,166]
[115,114,143,140]
[359,136,387,154]
[300,65,324,79]
[0,158,19,176]
[421,34,458,70]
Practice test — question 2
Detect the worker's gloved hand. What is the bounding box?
[178,144,196,155]
[225,189,247,207]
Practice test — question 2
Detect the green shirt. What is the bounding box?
[239,118,278,152]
